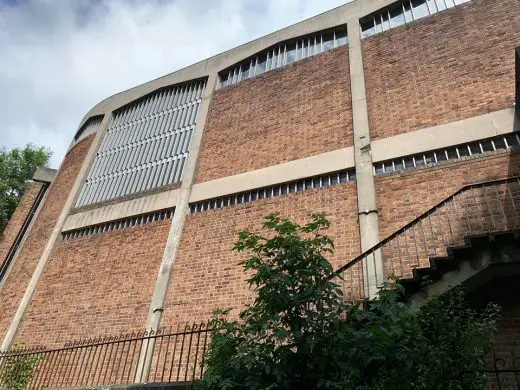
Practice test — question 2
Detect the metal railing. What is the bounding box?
[332,177,520,300]
[0,322,210,389]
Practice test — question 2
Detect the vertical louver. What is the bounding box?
[76,79,206,207]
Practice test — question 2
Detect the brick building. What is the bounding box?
[1,0,519,386]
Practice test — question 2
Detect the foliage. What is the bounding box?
[195,214,500,390]
[0,346,41,390]
[0,144,51,233]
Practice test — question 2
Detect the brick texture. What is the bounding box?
[364,0,520,140]
[195,46,352,183]
[0,182,45,265]
[162,182,360,327]
[0,136,94,342]
[15,219,170,348]
[375,150,520,241]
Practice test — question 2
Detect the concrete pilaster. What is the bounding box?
[1,114,114,351]
[347,19,384,298]
[135,74,217,383]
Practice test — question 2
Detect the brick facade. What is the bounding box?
[16,218,171,348]
[375,150,520,242]
[162,182,360,326]
[0,182,45,266]
[0,136,94,342]
[364,0,520,140]
[195,45,352,183]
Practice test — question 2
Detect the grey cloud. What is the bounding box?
[0,0,348,167]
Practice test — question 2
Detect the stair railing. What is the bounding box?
[331,176,520,301]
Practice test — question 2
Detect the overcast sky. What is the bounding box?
[0,0,351,168]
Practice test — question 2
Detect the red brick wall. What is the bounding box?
[0,136,94,342]
[162,182,360,327]
[195,46,352,183]
[0,182,45,264]
[15,219,170,348]
[376,150,520,240]
[364,0,520,140]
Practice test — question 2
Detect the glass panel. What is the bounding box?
[468,142,481,155]
[331,174,339,185]
[313,178,321,188]
[493,137,507,150]
[257,53,267,75]
[505,134,520,147]
[239,61,251,81]
[335,30,347,46]
[375,164,384,174]
[403,1,413,22]
[297,181,304,192]
[281,185,288,195]
[389,6,405,27]
[426,0,438,13]
[414,155,425,166]
[374,16,383,34]
[361,20,376,38]
[457,145,470,157]
[435,150,447,161]
[322,32,334,51]
[404,156,415,168]
[381,11,390,32]
[286,42,297,64]
[339,172,348,183]
[394,159,404,171]
[445,0,456,7]
[424,152,435,164]
[481,140,494,152]
[300,40,308,59]
[435,0,447,11]
[220,73,229,88]
[447,148,458,159]
[411,0,430,19]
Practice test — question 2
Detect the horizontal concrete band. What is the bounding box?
[76,0,399,129]
[62,189,179,232]
[189,147,355,203]
[371,108,517,163]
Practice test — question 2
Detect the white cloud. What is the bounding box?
[0,0,349,167]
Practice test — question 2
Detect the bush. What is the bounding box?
[0,347,40,390]
[196,214,500,390]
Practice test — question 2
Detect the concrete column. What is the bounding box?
[135,74,217,383]
[1,114,113,351]
[347,19,384,298]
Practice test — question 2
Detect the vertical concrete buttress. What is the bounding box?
[1,114,114,351]
[347,19,384,298]
[136,74,217,382]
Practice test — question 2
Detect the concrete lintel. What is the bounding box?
[62,189,180,231]
[32,167,57,184]
[189,147,355,203]
[372,108,516,163]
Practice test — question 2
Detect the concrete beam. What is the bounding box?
[190,147,355,203]
[372,108,517,163]
[32,167,57,184]
[1,114,114,351]
[62,189,180,231]
[347,18,383,298]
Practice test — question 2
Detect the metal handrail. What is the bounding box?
[331,176,520,300]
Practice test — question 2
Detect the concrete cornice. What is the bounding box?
[77,0,399,130]
[32,167,57,184]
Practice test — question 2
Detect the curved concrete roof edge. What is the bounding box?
[76,0,395,131]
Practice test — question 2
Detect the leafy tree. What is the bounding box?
[196,213,500,390]
[0,144,51,234]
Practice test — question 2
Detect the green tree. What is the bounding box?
[0,144,51,234]
[196,213,500,390]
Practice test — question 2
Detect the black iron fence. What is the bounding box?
[0,322,210,389]
[484,352,520,390]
